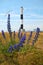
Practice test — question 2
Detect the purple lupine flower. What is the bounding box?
[8,45,13,53]
[27,31,32,44]
[32,35,38,45]
[20,34,26,43]
[18,43,23,47]
[2,30,6,39]
[8,34,26,52]
[32,28,40,46]
[28,31,32,40]
[36,27,40,33]
[13,42,23,50]
[34,34,38,39]
[32,35,37,46]
[35,28,40,41]
[13,44,20,51]
[32,40,35,46]
[13,44,18,49]
[7,14,12,38]
[30,31,32,37]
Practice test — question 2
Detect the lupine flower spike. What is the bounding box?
[2,30,6,39]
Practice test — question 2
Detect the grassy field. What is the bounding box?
[0,32,43,65]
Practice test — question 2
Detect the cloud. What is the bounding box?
[29,13,43,18]
[24,7,43,11]
[0,13,5,16]
[0,12,20,18]
[0,10,43,20]
[0,12,43,32]
[24,13,43,19]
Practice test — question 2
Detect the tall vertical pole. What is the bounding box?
[20,7,23,32]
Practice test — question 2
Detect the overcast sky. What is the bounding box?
[0,0,43,32]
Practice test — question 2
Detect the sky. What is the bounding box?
[0,0,43,32]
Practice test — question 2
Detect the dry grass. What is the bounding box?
[0,32,43,49]
[0,32,43,65]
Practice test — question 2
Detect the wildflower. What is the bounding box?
[13,44,18,49]
[30,31,32,37]
[7,14,12,38]
[32,28,40,46]
[18,43,23,47]
[27,31,32,43]
[8,45,13,53]
[13,44,20,51]
[20,34,26,43]
[36,27,40,33]
[2,30,6,39]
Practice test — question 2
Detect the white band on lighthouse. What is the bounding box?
[20,7,23,15]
